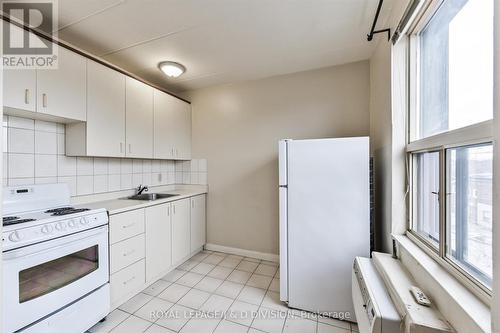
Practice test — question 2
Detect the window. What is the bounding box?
[407,0,493,292]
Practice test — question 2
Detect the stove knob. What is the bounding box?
[80,217,90,225]
[68,219,77,228]
[8,230,23,242]
[55,221,67,231]
[41,225,54,234]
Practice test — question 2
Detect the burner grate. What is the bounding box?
[3,218,36,226]
[51,208,90,216]
[3,216,19,222]
[45,207,75,214]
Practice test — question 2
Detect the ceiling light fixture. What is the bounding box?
[158,61,186,78]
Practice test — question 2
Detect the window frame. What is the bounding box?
[405,0,494,302]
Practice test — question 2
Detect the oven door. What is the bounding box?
[3,225,109,333]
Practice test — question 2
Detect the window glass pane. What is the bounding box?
[19,245,99,303]
[446,144,492,287]
[413,152,440,246]
[417,0,493,139]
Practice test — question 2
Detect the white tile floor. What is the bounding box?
[88,251,358,333]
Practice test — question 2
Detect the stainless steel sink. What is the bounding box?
[123,193,179,201]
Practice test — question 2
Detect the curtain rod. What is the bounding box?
[367,0,391,41]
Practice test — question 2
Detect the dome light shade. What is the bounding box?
[158,61,186,78]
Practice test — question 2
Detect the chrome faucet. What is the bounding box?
[137,184,149,195]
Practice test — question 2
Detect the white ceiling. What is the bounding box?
[55,0,394,93]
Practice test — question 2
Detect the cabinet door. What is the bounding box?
[4,69,36,112]
[190,195,206,253]
[87,60,126,157]
[125,77,153,158]
[171,199,190,265]
[145,204,172,282]
[2,23,36,112]
[37,47,86,121]
[176,102,192,160]
[153,90,176,159]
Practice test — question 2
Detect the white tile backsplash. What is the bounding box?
[35,131,57,154]
[77,157,94,175]
[57,156,77,176]
[77,175,94,195]
[9,153,34,178]
[35,154,57,177]
[3,116,208,195]
[9,116,34,130]
[93,157,108,175]
[8,128,34,153]
[35,120,57,132]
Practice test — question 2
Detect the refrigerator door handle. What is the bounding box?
[279,185,288,188]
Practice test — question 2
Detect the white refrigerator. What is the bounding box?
[279,137,370,321]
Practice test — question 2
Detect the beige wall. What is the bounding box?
[187,61,370,254]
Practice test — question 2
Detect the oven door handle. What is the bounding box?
[3,226,108,260]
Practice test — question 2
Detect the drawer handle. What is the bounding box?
[123,249,135,257]
[24,89,30,104]
[42,93,47,107]
[123,276,136,285]
[122,223,135,229]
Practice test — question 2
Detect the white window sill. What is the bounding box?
[393,234,490,333]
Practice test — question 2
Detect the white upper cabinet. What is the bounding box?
[2,22,36,113]
[37,47,87,121]
[3,68,36,112]
[153,90,176,159]
[126,77,154,158]
[175,100,192,160]
[86,61,126,157]
[153,89,191,160]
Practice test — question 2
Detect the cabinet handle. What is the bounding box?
[167,206,170,216]
[128,144,132,153]
[42,93,47,107]
[171,148,174,157]
[123,249,135,257]
[123,276,136,285]
[122,222,134,229]
[120,142,123,153]
[24,89,30,104]
[173,205,176,214]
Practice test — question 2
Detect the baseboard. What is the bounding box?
[205,243,279,263]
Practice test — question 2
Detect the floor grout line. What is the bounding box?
[101,249,349,333]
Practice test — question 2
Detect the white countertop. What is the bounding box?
[76,186,207,215]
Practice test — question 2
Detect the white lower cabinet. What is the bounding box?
[109,194,205,309]
[110,234,145,274]
[145,204,172,282]
[172,199,191,265]
[190,195,206,253]
[110,259,145,306]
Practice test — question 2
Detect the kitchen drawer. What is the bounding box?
[110,259,145,306]
[109,209,145,244]
[110,234,145,274]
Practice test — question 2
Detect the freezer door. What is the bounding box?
[287,137,370,320]
[278,140,288,186]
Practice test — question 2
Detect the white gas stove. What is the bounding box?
[2,183,110,333]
